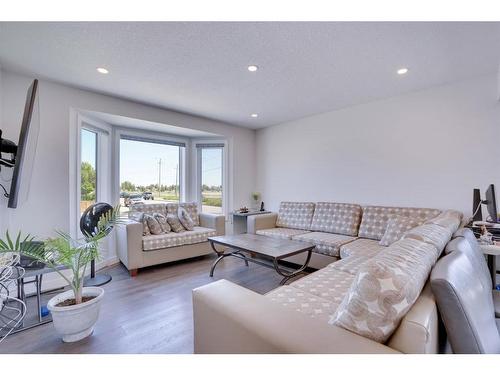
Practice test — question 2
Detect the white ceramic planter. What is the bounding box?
[47,287,104,343]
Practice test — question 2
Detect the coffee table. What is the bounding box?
[208,234,315,285]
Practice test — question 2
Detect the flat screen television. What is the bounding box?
[485,184,498,223]
[8,79,40,208]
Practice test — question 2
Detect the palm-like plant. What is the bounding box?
[0,205,123,305]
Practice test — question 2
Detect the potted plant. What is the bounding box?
[251,192,261,210]
[0,204,121,342]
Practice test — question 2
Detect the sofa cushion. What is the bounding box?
[166,202,200,226]
[266,286,339,321]
[129,211,151,236]
[358,206,441,241]
[339,238,384,259]
[142,226,216,251]
[178,206,195,230]
[292,232,357,257]
[167,214,186,233]
[310,202,362,236]
[130,202,168,216]
[329,254,372,276]
[290,266,355,304]
[403,223,454,256]
[153,213,171,233]
[329,238,438,343]
[425,209,463,233]
[379,215,423,247]
[130,202,200,226]
[256,227,311,240]
[145,214,163,235]
[276,202,315,230]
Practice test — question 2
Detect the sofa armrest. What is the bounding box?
[247,213,278,234]
[199,213,225,236]
[115,220,143,270]
[192,279,399,354]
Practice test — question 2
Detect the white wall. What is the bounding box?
[0,70,256,239]
[256,74,500,217]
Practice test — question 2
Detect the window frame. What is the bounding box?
[70,113,112,239]
[114,127,188,206]
[194,140,228,217]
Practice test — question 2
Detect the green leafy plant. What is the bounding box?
[0,205,123,305]
[251,192,261,202]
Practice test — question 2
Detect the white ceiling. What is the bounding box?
[1,22,499,129]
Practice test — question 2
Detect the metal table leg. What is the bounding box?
[488,254,497,287]
[274,249,313,285]
[209,241,249,277]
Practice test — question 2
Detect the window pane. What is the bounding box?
[201,148,223,214]
[80,129,97,214]
[120,138,181,213]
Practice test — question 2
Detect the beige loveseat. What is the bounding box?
[193,203,463,353]
[116,202,225,276]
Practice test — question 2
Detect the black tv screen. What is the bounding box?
[8,79,39,208]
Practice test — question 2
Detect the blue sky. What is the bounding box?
[81,132,222,187]
[81,129,96,168]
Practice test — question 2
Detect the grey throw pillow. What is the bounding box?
[379,215,423,246]
[167,214,185,233]
[153,213,171,233]
[129,211,150,236]
[178,207,194,231]
[144,214,163,235]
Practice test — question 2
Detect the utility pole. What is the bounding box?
[158,158,162,198]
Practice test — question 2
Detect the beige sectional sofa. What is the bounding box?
[193,202,463,353]
[116,202,225,275]
[248,202,442,268]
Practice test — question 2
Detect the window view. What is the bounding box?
[80,128,97,214]
[200,147,223,214]
[120,138,181,213]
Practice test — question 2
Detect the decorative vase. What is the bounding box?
[47,286,104,342]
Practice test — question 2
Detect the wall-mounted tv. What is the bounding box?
[7,79,40,208]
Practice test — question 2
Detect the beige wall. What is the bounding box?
[256,74,500,217]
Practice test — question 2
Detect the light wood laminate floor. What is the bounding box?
[0,254,306,354]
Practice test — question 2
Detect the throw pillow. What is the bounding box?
[379,215,423,247]
[178,207,194,231]
[129,211,150,236]
[329,238,438,343]
[144,214,163,235]
[167,214,185,233]
[153,213,171,233]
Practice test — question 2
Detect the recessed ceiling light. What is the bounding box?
[250,113,258,118]
[397,68,408,75]
[247,65,258,72]
[96,67,109,74]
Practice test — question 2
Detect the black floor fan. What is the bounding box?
[80,202,113,287]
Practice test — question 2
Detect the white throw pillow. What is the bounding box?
[178,207,194,231]
[379,215,422,247]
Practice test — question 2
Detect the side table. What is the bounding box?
[231,210,271,234]
[480,244,500,288]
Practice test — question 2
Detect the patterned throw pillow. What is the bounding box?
[379,215,423,247]
[178,207,194,231]
[153,213,171,233]
[167,214,185,233]
[144,214,163,235]
[329,238,438,343]
[129,211,150,236]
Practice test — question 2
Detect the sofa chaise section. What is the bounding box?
[193,210,462,353]
[116,202,225,276]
